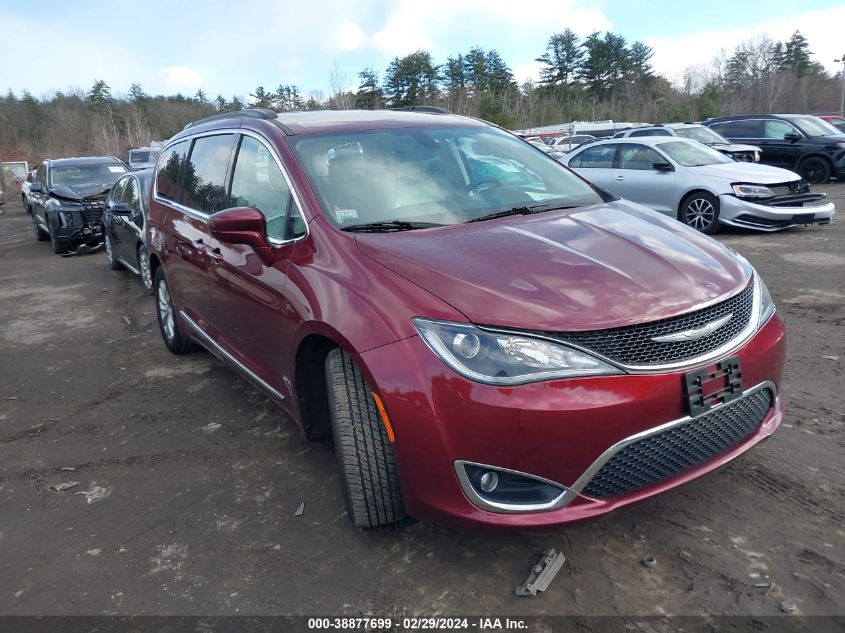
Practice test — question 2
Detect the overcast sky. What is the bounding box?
[2,0,843,100]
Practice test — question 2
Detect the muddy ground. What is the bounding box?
[0,188,843,619]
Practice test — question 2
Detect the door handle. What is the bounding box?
[615,176,624,181]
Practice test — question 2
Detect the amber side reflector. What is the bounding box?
[372,392,395,443]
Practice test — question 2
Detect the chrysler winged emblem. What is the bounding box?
[651,313,733,343]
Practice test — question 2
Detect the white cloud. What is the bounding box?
[157,66,203,93]
[512,61,542,85]
[648,6,845,84]
[335,21,368,52]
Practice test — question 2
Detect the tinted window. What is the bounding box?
[618,144,665,170]
[230,136,304,240]
[183,135,235,214]
[631,129,672,137]
[156,140,191,201]
[764,120,797,139]
[712,119,763,138]
[571,144,616,168]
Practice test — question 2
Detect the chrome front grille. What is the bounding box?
[580,386,774,499]
[544,281,754,367]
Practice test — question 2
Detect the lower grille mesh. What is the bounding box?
[581,387,774,499]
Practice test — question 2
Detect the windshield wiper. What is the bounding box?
[340,220,445,233]
[466,203,575,224]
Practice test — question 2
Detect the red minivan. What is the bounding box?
[146,109,786,531]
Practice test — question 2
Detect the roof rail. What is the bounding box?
[182,108,277,130]
[390,106,451,114]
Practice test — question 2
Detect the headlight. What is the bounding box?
[413,318,621,385]
[756,272,775,327]
[59,210,74,227]
[732,184,774,198]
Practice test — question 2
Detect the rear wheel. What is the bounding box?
[325,348,405,528]
[680,192,720,235]
[798,156,831,185]
[154,267,194,354]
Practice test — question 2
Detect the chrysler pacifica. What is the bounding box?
[146,109,786,531]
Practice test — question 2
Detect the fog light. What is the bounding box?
[479,471,498,492]
[452,333,481,359]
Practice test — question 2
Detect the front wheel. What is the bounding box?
[798,157,831,185]
[325,348,405,528]
[138,244,153,295]
[680,192,720,235]
[154,267,194,354]
[105,234,123,270]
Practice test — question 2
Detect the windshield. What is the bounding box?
[657,141,733,167]
[790,116,841,137]
[673,126,727,145]
[50,163,128,188]
[290,125,604,228]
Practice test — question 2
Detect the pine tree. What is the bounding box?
[536,29,584,86]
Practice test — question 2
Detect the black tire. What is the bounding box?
[679,191,720,235]
[154,267,194,354]
[48,219,69,254]
[105,234,123,270]
[325,348,405,528]
[138,244,153,295]
[32,212,49,241]
[798,156,831,185]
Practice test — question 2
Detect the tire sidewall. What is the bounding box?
[138,244,153,294]
[681,192,720,235]
[799,157,830,185]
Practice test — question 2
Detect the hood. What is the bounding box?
[50,183,111,200]
[354,200,749,331]
[687,162,799,183]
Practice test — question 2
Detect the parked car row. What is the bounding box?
[24,108,794,534]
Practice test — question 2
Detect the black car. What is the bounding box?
[29,156,129,253]
[705,114,845,184]
[103,169,154,293]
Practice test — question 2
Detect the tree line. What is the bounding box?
[0,29,840,161]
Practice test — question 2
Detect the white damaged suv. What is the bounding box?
[562,136,835,234]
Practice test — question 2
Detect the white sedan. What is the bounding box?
[560,136,835,234]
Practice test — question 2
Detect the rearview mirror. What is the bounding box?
[110,202,131,215]
[653,162,674,172]
[30,182,42,193]
[209,207,275,264]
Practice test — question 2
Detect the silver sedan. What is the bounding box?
[561,136,835,234]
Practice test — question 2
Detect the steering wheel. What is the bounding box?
[467,178,503,196]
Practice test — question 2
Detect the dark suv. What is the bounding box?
[147,108,785,531]
[30,156,128,253]
[705,114,845,184]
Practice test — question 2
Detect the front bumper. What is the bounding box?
[53,210,104,245]
[358,313,786,532]
[719,194,835,231]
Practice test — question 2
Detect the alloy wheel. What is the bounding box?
[105,235,114,264]
[685,198,716,232]
[138,246,152,292]
[157,281,176,342]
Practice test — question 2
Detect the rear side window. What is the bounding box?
[570,144,616,168]
[156,140,191,201]
[182,134,236,214]
[712,119,763,138]
[230,136,305,240]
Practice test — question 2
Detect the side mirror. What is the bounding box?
[653,162,674,172]
[30,182,42,193]
[209,207,275,264]
[110,202,131,215]
[784,132,801,142]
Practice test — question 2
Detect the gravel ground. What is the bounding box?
[0,187,842,618]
